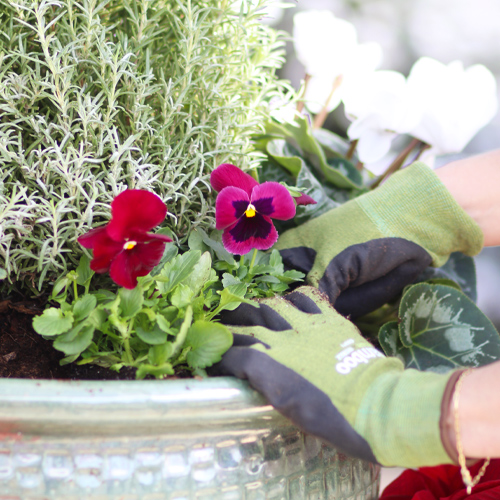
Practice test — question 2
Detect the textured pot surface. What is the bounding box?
[0,377,380,499]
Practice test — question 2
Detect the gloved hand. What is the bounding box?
[213,286,461,468]
[275,162,483,318]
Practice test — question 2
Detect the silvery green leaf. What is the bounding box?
[415,252,477,302]
[379,283,500,373]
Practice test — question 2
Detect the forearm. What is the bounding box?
[436,150,500,247]
[442,362,500,460]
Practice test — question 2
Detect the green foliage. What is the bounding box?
[32,247,304,378]
[378,283,500,373]
[0,0,289,290]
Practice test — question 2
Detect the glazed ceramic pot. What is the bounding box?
[0,377,380,499]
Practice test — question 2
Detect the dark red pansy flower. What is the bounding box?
[380,459,500,500]
[78,190,172,289]
[211,163,297,255]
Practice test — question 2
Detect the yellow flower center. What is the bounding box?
[123,240,137,251]
[245,203,256,218]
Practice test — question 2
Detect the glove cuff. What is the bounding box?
[356,162,484,267]
[354,368,457,468]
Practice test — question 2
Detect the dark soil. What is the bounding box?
[0,296,190,380]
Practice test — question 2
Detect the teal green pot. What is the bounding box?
[0,377,380,499]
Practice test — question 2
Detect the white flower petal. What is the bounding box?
[350,124,396,163]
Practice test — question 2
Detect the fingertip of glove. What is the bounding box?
[284,290,322,314]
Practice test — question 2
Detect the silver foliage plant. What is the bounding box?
[0,0,289,291]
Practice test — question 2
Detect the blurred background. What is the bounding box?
[263,0,500,329]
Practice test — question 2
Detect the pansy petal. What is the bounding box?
[223,216,278,255]
[295,193,317,206]
[78,226,122,273]
[109,240,166,289]
[215,186,250,230]
[210,163,259,196]
[251,182,296,220]
[77,226,110,249]
[107,190,167,242]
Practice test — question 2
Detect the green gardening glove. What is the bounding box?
[213,286,461,468]
[275,162,483,318]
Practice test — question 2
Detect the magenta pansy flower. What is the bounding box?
[210,163,297,254]
[78,190,172,289]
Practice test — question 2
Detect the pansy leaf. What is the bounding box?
[379,283,500,373]
[415,252,477,302]
[150,243,178,277]
[33,308,74,336]
[170,284,195,309]
[73,294,97,322]
[181,251,213,296]
[118,286,144,319]
[266,139,303,176]
[136,363,174,379]
[53,324,95,356]
[156,250,201,294]
[136,323,168,345]
[148,343,173,366]
[199,229,236,266]
[185,320,233,368]
[75,255,94,286]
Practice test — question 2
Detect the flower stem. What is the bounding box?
[313,74,343,129]
[371,138,421,189]
[124,317,135,364]
[171,305,193,360]
[248,248,258,274]
[296,73,311,113]
[73,280,78,301]
[346,139,358,161]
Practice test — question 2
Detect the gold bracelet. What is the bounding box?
[453,368,490,495]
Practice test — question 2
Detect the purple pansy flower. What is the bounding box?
[211,163,297,255]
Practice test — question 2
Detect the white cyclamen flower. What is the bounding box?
[407,57,498,155]
[293,10,382,113]
[342,70,423,163]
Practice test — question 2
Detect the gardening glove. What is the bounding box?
[213,286,462,468]
[275,162,483,318]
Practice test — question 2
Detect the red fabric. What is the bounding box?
[380,460,500,500]
[78,190,172,289]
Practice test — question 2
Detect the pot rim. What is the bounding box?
[0,376,285,437]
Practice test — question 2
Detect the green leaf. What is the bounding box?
[150,243,178,277]
[0,268,7,280]
[181,251,213,295]
[221,273,242,287]
[379,284,500,373]
[136,323,168,345]
[170,284,195,308]
[218,283,253,312]
[53,324,95,356]
[185,321,233,368]
[266,139,302,176]
[136,363,174,380]
[312,128,358,161]
[75,255,94,286]
[326,158,362,187]
[33,308,73,336]
[148,343,173,365]
[416,252,477,302]
[157,250,201,294]
[118,286,144,319]
[198,229,236,266]
[73,294,97,322]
